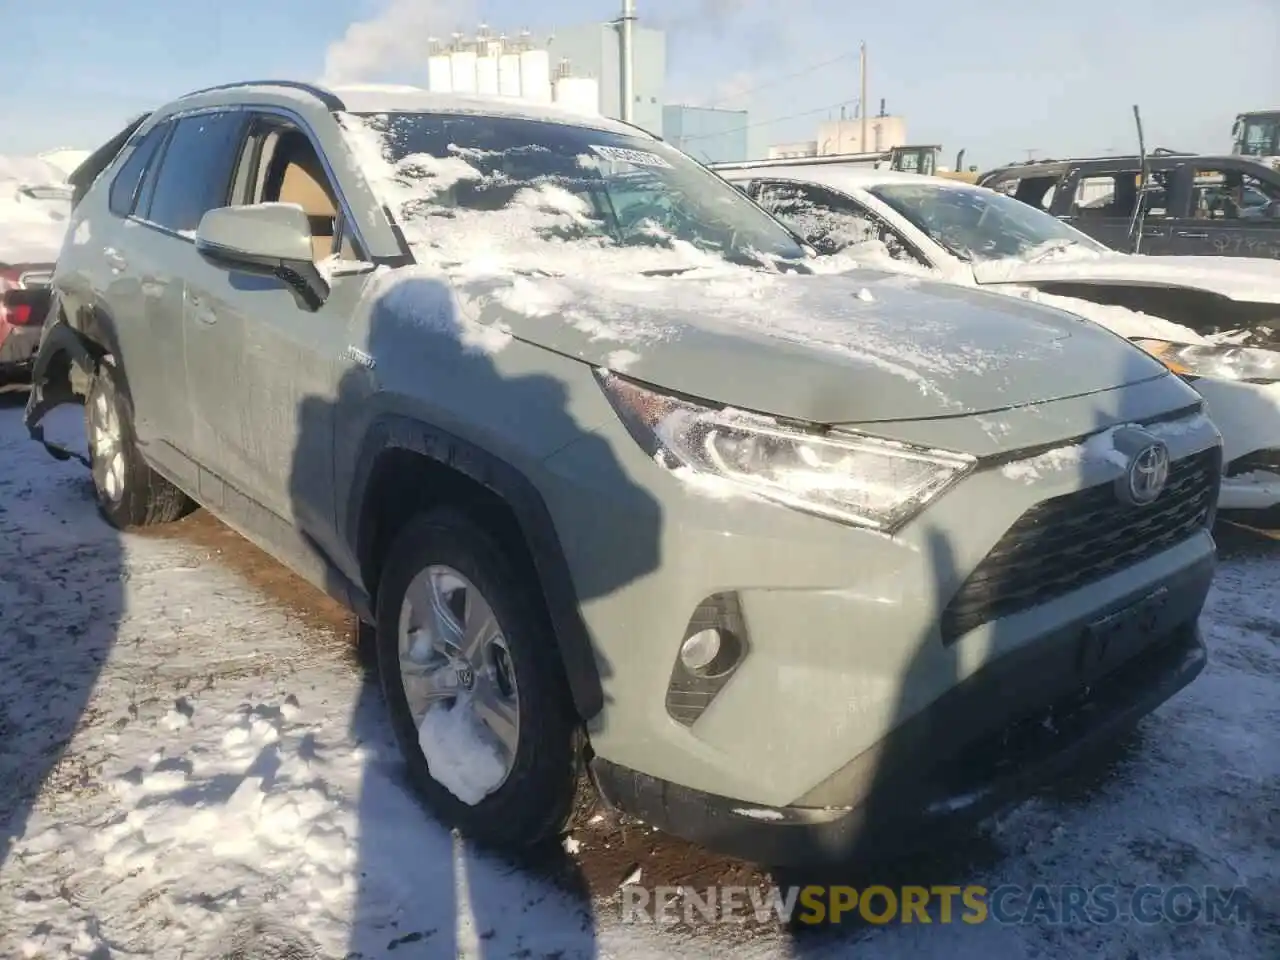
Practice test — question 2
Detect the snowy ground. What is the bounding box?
[1,393,1276,959]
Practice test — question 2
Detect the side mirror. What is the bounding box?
[195,203,330,310]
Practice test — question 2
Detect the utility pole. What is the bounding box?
[620,0,636,123]
[859,41,868,152]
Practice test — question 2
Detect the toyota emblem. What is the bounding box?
[1124,442,1170,505]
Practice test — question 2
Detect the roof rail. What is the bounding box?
[177,80,346,111]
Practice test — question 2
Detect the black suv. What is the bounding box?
[978,152,1280,259]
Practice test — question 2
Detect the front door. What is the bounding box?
[1057,164,1176,254]
[184,114,375,554]
[1163,161,1280,259]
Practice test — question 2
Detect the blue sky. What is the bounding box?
[3,0,1277,168]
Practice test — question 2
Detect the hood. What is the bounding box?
[457,266,1171,424]
[0,155,73,265]
[973,253,1280,304]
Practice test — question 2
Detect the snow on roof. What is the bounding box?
[326,83,645,136]
[716,163,975,195]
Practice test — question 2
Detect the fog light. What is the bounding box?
[679,629,722,673]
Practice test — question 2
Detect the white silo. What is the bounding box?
[553,76,601,117]
[449,49,478,93]
[427,53,453,92]
[476,55,500,96]
[498,54,522,96]
[518,48,552,102]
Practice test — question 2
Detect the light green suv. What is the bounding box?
[26,81,1222,866]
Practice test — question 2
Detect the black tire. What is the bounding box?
[375,507,587,850]
[84,360,191,529]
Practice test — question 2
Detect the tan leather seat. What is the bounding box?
[275,147,337,261]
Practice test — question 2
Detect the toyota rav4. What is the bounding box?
[24,81,1221,865]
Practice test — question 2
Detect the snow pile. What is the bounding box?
[418,700,507,805]
[0,154,73,264]
[336,114,1036,394]
[1001,424,1132,482]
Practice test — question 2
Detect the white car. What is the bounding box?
[721,164,1280,520]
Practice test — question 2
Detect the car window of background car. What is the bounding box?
[755,180,926,264]
[1072,170,1170,219]
[143,112,247,235]
[868,183,1108,262]
[755,182,877,253]
[988,174,1058,212]
[348,112,806,266]
[108,124,168,218]
[1190,169,1280,220]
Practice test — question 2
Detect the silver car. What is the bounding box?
[25,81,1221,865]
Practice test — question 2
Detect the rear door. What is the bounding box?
[125,110,248,489]
[1057,162,1177,253]
[1163,160,1280,258]
[184,110,373,544]
[68,119,173,446]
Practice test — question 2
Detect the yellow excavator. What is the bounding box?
[1231,110,1280,169]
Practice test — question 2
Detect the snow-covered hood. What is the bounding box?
[455,265,1171,425]
[973,253,1280,305]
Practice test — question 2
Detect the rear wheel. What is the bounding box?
[84,360,191,529]
[375,507,587,850]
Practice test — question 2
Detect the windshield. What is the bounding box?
[342,111,806,272]
[866,182,1109,263]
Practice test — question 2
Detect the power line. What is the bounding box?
[680,98,859,143]
[699,50,862,109]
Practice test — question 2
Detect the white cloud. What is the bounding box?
[320,0,475,86]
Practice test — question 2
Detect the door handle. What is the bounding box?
[1142,227,1166,236]
[1175,231,1209,239]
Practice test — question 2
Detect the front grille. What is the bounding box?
[940,448,1219,645]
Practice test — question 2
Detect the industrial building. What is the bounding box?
[662,105,748,163]
[418,20,758,158]
[546,21,667,137]
[768,104,908,159]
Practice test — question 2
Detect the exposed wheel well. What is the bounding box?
[357,448,545,625]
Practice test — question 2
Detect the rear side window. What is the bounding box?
[108,124,168,217]
[143,112,247,234]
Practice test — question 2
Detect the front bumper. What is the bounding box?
[1192,377,1280,511]
[591,616,1208,866]
[536,376,1220,812]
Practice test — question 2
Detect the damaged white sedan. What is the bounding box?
[724,165,1280,520]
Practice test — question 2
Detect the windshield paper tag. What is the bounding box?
[588,144,673,169]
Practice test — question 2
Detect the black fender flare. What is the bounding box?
[24,317,103,465]
[346,414,605,721]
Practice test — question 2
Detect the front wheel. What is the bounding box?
[84,360,191,529]
[375,508,587,850]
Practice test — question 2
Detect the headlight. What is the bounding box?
[597,372,976,532]
[1133,338,1280,384]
